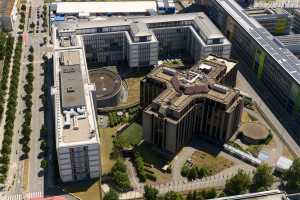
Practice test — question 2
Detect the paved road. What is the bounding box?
[27,0,48,194]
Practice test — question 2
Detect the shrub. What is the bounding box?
[181,165,189,177]
[146,173,157,181]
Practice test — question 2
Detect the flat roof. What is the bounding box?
[245,7,289,17]
[56,12,225,43]
[147,55,239,114]
[215,0,300,84]
[89,69,122,100]
[53,1,157,14]
[53,47,99,146]
[276,34,300,46]
[60,51,85,109]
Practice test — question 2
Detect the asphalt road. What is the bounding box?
[27,0,49,195]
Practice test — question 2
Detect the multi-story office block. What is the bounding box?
[52,35,101,182]
[53,13,231,68]
[141,55,243,154]
[294,9,300,33]
[275,34,300,59]
[245,8,292,35]
[199,0,300,127]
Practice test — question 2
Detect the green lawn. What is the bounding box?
[63,179,101,200]
[117,122,143,148]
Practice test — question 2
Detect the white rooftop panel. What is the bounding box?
[54,1,157,14]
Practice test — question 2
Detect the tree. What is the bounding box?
[112,159,126,173]
[41,159,48,169]
[181,165,189,177]
[28,54,34,62]
[1,153,9,164]
[187,166,198,180]
[284,158,300,191]
[202,188,217,199]
[21,5,26,11]
[19,24,24,30]
[144,185,158,200]
[112,171,131,191]
[40,141,47,150]
[30,22,35,29]
[103,189,119,200]
[1,143,11,154]
[29,46,34,53]
[252,164,274,191]
[224,170,251,195]
[163,191,183,200]
[22,144,30,154]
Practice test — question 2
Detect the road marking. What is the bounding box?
[6,194,23,200]
[26,191,43,199]
[5,191,43,200]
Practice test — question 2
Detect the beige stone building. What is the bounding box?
[141,55,243,154]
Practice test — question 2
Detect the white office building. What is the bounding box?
[53,13,231,68]
[52,34,101,182]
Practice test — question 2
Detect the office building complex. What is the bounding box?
[52,34,101,182]
[53,13,231,68]
[0,0,18,31]
[294,9,300,33]
[141,55,242,154]
[245,8,292,35]
[275,34,300,59]
[199,0,300,127]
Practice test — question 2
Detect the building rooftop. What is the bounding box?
[130,21,152,37]
[245,7,290,17]
[52,1,157,15]
[275,34,300,46]
[60,51,85,109]
[145,56,239,120]
[52,40,99,147]
[215,0,300,84]
[89,69,122,100]
[55,12,226,44]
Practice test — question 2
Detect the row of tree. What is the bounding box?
[0,32,7,60]
[20,46,35,157]
[0,36,23,183]
[19,5,26,31]
[224,164,274,196]
[224,159,300,195]
[111,159,131,192]
[40,57,48,169]
[0,35,14,119]
[181,165,210,181]
[133,151,156,182]
[42,5,48,29]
